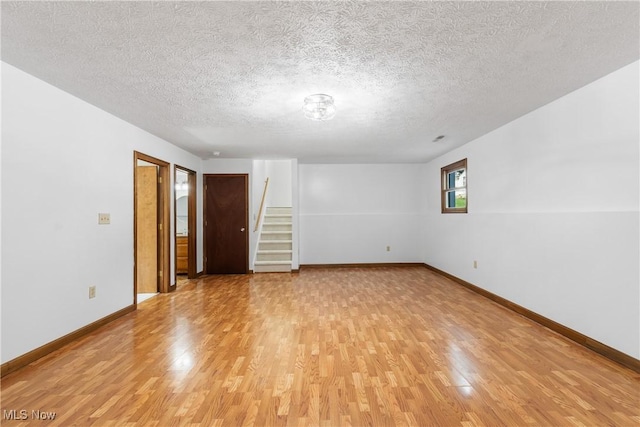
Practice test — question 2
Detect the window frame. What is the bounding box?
[441,158,468,214]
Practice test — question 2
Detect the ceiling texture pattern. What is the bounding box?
[2,1,639,163]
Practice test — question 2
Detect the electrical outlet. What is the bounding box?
[89,286,96,299]
[473,260,478,269]
[386,246,391,252]
[98,213,110,225]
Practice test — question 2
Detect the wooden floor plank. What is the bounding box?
[1,267,638,426]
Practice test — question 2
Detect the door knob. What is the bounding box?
[241,227,245,232]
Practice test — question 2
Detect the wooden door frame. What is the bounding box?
[174,165,197,281]
[203,174,249,274]
[134,151,171,303]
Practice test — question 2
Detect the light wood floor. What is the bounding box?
[2,267,638,426]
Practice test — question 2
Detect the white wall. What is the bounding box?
[1,63,203,363]
[252,159,267,226]
[299,164,423,264]
[291,159,300,270]
[421,61,640,358]
[265,160,293,207]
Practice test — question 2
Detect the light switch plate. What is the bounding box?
[98,213,110,225]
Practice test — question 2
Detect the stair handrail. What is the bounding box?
[254,177,269,232]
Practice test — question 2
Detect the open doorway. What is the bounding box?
[134,151,170,304]
[174,165,197,283]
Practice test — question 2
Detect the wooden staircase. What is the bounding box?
[254,207,292,273]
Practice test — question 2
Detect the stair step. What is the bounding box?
[259,241,292,251]
[264,216,292,224]
[254,263,292,273]
[256,249,292,262]
[254,260,292,266]
[262,223,292,231]
[261,231,292,240]
[255,207,293,273]
[257,255,292,262]
[266,207,292,215]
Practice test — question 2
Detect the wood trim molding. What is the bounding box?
[423,263,640,373]
[187,171,197,279]
[300,263,425,269]
[174,164,198,280]
[159,162,171,293]
[1,304,136,378]
[134,151,171,298]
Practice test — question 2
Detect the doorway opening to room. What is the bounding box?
[174,165,197,284]
[134,151,170,304]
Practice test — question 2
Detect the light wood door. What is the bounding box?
[136,166,158,293]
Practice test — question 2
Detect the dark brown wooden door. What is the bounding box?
[204,174,249,274]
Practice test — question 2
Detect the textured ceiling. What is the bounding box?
[2,1,639,163]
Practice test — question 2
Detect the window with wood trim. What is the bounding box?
[441,159,467,213]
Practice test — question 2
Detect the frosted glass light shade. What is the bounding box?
[303,94,336,121]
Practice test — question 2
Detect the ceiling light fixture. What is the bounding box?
[303,94,336,121]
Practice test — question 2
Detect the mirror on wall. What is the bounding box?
[175,170,189,237]
[175,169,189,276]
